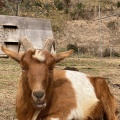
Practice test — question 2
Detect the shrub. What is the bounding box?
[52,24,62,32]
[107,21,116,30]
[78,46,88,54]
[117,2,120,8]
[69,2,86,20]
[67,44,78,53]
[64,0,71,7]
[64,8,69,14]
[70,8,78,20]
[77,2,85,11]
[34,1,42,7]
[54,0,64,11]
[103,48,120,57]
[112,50,120,57]
[103,48,110,57]
[44,3,52,12]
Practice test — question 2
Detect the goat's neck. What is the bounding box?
[23,79,35,118]
[46,73,54,107]
[16,79,35,120]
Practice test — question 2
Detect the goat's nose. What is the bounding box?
[33,91,44,98]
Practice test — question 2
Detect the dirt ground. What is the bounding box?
[0,57,120,119]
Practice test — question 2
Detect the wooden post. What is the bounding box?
[16,0,23,16]
[98,0,102,59]
[16,3,19,16]
[110,47,112,59]
[78,47,80,58]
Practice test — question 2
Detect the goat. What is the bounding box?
[1,39,118,120]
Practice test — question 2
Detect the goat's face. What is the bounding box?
[1,45,73,109]
[20,49,55,108]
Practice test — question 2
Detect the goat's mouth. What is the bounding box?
[33,99,46,108]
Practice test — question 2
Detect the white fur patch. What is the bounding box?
[32,50,45,62]
[50,118,59,120]
[32,110,40,120]
[65,70,99,119]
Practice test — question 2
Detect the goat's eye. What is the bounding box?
[22,68,26,72]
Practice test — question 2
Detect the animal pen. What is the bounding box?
[0,15,54,57]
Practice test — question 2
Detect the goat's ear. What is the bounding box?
[53,49,74,63]
[1,46,22,63]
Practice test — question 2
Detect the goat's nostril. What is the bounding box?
[33,91,44,98]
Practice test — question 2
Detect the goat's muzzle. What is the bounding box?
[32,91,46,108]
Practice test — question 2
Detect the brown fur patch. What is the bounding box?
[88,77,118,120]
[37,70,77,119]
[16,78,35,120]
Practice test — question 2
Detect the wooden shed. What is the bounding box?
[0,15,53,57]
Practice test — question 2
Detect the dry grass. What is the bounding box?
[0,57,120,119]
[0,59,20,120]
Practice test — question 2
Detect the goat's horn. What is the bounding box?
[19,36,34,51]
[43,37,55,52]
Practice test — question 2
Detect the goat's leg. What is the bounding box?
[90,77,118,120]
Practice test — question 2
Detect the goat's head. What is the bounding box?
[1,37,73,109]
[20,49,55,109]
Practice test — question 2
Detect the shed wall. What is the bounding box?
[0,15,53,56]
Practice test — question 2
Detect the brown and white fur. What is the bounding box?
[1,46,117,120]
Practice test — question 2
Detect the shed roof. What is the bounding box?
[0,15,52,30]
